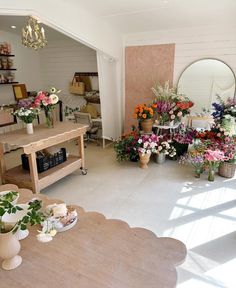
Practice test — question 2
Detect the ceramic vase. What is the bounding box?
[155,152,166,164]
[26,123,33,135]
[139,153,151,169]
[0,231,22,270]
[140,119,153,133]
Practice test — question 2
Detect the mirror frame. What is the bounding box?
[177,58,236,99]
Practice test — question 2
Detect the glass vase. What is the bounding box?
[208,168,215,182]
[45,110,54,128]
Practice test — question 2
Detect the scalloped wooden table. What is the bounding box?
[0,184,187,288]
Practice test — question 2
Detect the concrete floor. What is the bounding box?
[5,142,236,287]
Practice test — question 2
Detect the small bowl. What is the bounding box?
[0,190,19,205]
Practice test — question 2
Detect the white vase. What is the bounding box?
[2,204,29,240]
[0,230,22,270]
[26,123,33,134]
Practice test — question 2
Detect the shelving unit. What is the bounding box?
[0,69,17,71]
[0,54,15,57]
[0,52,17,84]
[0,82,18,85]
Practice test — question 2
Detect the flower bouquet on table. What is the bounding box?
[151,81,194,125]
[13,107,39,124]
[37,203,77,242]
[34,87,61,128]
[114,130,140,162]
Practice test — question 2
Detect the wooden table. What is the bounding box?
[0,122,88,193]
[0,184,187,288]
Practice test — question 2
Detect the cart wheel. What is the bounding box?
[80,168,88,175]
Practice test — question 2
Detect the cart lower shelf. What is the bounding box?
[4,155,82,190]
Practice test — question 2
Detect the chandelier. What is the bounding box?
[22,17,47,50]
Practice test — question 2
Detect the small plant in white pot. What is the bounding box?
[0,193,44,270]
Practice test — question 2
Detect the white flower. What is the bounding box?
[143,142,148,148]
[158,146,162,151]
[49,94,59,105]
[37,233,53,243]
[49,229,57,237]
[146,150,151,154]
[138,139,142,144]
[49,87,57,93]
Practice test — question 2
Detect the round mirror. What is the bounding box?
[177,59,236,113]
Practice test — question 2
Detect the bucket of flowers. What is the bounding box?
[34,87,61,128]
[136,133,158,168]
[154,135,176,164]
[151,81,194,125]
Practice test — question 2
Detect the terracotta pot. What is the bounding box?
[139,153,151,169]
[140,119,153,133]
[0,230,22,270]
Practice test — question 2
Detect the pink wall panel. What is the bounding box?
[125,44,175,132]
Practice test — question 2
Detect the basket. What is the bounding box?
[69,76,85,95]
[218,162,236,178]
[21,148,67,173]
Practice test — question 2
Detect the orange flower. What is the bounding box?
[152,104,157,108]
[142,114,147,119]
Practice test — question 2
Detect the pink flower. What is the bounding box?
[170,114,175,119]
[177,111,183,117]
[169,110,174,115]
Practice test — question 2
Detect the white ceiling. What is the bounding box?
[70,0,236,33]
[0,0,236,37]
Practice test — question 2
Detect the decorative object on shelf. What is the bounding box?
[133,104,155,133]
[12,84,28,100]
[0,52,16,84]
[0,192,44,270]
[22,16,47,50]
[151,81,194,125]
[0,42,11,55]
[69,75,85,95]
[34,87,61,128]
[218,162,236,178]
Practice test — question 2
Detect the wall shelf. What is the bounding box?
[0,82,19,85]
[0,69,17,71]
[0,54,15,57]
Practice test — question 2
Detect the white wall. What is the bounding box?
[124,24,236,84]
[0,30,42,105]
[39,39,97,94]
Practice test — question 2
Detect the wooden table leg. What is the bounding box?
[28,152,40,194]
[0,143,6,184]
[77,134,85,169]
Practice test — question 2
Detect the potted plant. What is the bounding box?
[0,193,45,270]
[114,131,140,162]
[133,104,155,133]
[179,149,205,178]
[136,133,158,168]
[154,135,176,164]
[13,106,39,134]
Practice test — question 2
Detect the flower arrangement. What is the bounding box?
[136,133,159,155]
[114,131,140,162]
[156,135,176,158]
[133,104,154,120]
[151,81,194,125]
[13,107,39,124]
[212,96,236,121]
[179,149,205,178]
[204,149,225,181]
[34,87,61,127]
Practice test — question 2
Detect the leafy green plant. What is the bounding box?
[0,192,45,233]
[114,132,139,162]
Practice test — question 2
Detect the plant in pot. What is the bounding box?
[136,133,158,168]
[154,135,176,164]
[0,193,45,270]
[133,104,154,133]
[13,106,39,135]
[114,130,140,162]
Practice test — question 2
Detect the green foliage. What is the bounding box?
[114,133,139,162]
